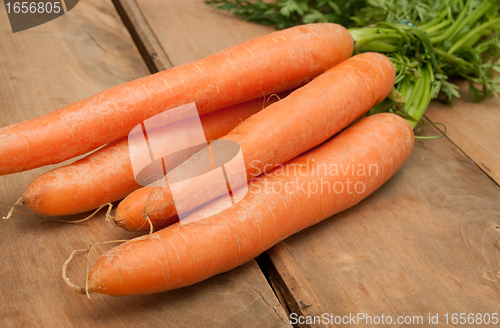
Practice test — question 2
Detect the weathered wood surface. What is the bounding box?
[0,1,289,327]
[260,244,328,328]
[130,0,500,326]
[426,81,500,185]
[127,0,274,68]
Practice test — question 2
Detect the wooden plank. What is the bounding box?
[0,1,289,327]
[111,0,173,72]
[267,123,500,326]
[132,0,274,67]
[425,80,500,185]
[260,244,330,328]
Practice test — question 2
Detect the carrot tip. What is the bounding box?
[111,216,124,227]
[2,199,112,224]
[2,196,24,220]
[63,238,134,298]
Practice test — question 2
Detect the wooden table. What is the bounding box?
[1,1,499,327]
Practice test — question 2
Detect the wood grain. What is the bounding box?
[0,1,289,327]
[425,81,500,185]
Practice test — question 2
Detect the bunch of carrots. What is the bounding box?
[1,23,416,297]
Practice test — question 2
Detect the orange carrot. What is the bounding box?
[116,52,396,231]
[0,23,353,175]
[69,113,414,296]
[20,96,282,217]
[113,187,157,230]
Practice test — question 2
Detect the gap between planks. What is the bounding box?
[258,243,334,328]
[112,0,173,73]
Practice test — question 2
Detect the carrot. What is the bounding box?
[115,52,396,232]
[66,113,414,296]
[113,187,157,230]
[0,23,353,176]
[19,96,283,217]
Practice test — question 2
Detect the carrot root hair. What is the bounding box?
[63,240,131,299]
[266,93,284,102]
[62,216,154,298]
[2,196,24,220]
[143,213,153,236]
[2,200,113,224]
[136,212,154,235]
[84,203,114,224]
[62,248,89,295]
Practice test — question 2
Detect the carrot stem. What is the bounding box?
[448,17,500,55]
